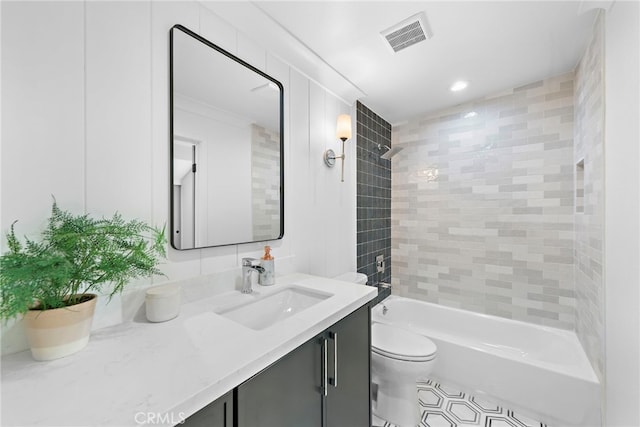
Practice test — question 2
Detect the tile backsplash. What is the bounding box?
[392,72,576,329]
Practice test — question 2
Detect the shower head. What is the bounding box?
[378,144,404,160]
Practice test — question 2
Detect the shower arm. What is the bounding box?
[378,143,404,160]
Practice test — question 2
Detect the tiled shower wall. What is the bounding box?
[356,101,392,284]
[574,12,605,380]
[392,73,576,329]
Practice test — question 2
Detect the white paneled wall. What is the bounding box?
[0,1,356,355]
[289,70,312,274]
[85,2,153,222]
[1,1,86,228]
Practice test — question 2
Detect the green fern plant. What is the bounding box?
[0,199,166,319]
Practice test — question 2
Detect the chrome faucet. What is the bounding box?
[241,258,265,294]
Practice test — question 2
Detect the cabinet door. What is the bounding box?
[325,305,371,427]
[182,390,233,427]
[237,335,323,427]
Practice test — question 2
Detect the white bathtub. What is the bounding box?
[372,296,601,427]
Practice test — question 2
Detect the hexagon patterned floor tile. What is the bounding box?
[376,379,549,427]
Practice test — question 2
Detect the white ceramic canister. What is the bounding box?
[145,284,181,322]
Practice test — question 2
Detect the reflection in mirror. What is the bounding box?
[170,25,284,249]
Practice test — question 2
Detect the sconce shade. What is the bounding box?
[336,114,352,142]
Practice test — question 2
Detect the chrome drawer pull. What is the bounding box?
[329,331,338,388]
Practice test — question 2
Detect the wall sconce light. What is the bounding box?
[324,114,352,182]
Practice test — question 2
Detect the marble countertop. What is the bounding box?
[1,273,377,426]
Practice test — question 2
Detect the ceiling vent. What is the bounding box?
[381,12,433,53]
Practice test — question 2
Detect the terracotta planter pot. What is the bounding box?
[24,294,97,361]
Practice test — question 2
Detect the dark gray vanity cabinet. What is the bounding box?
[236,335,323,427]
[182,390,233,427]
[237,305,371,427]
[324,305,371,426]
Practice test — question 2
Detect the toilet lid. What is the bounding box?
[372,323,437,362]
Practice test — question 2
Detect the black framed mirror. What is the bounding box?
[170,25,284,250]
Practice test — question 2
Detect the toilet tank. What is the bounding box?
[333,272,368,285]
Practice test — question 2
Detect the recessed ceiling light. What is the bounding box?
[464,111,477,118]
[450,81,468,92]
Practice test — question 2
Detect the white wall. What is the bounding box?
[0,1,356,355]
[604,1,640,425]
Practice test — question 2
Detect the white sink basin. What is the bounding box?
[216,286,333,330]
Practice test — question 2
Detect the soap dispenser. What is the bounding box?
[260,246,275,286]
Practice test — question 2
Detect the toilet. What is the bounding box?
[335,272,437,427]
[371,322,437,427]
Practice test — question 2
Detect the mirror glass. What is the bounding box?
[170,25,284,249]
